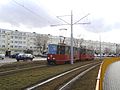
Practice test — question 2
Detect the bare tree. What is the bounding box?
[36,34,49,55]
[104,47,110,54]
[73,38,84,48]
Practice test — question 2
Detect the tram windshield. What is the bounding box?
[48,44,57,54]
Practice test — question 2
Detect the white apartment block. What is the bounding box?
[50,36,120,55]
[0,28,120,56]
[0,29,43,55]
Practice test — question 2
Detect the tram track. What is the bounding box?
[0,60,49,76]
[0,60,101,89]
[59,64,100,90]
[25,61,101,90]
[0,65,48,76]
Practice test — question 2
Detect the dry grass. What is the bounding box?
[0,61,47,72]
[0,60,99,90]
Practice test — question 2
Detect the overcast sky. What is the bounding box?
[0,0,120,43]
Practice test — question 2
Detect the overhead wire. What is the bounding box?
[12,0,52,25]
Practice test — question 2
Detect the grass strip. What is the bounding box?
[0,61,47,72]
[68,65,100,90]
[0,60,99,90]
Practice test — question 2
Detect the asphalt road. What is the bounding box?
[0,57,47,66]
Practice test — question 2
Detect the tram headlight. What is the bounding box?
[53,58,55,60]
[48,57,50,59]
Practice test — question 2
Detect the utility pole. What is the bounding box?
[116,44,118,56]
[99,33,102,60]
[51,11,90,64]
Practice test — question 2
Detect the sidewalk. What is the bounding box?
[103,61,120,90]
[0,57,47,66]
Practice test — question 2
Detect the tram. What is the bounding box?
[47,44,94,64]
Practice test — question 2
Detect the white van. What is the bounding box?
[0,54,5,60]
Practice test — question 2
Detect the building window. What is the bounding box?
[11,36,13,38]
[2,45,5,47]
[15,36,18,39]
[2,31,5,33]
[2,40,5,43]
[11,41,13,43]
[19,41,22,44]
[19,37,22,39]
[10,45,13,48]
[19,46,22,48]
[15,41,17,43]
[2,35,5,38]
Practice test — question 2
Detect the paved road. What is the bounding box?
[0,57,47,66]
[103,61,120,90]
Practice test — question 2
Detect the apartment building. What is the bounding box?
[0,28,120,56]
[0,29,41,55]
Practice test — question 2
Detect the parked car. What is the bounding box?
[40,54,47,58]
[9,53,19,58]
[16,53,35,61]
[0,54,5,60]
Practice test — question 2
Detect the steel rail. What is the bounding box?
[59,63,100,90]
[26,62,100,90]
[0,65,47,76]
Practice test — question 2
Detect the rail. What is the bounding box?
[26,62,100,90]
[59,63,100,90]
[0,65,47,76]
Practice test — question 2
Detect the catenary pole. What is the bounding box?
[51,11,90,64]
[70,10,74,64]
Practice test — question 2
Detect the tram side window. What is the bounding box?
[87,50,91,54]
[90,50,94,55]
[65,46,70,54]
[57,45,65,54]
[81,48,86,54]
[73,47,78,54]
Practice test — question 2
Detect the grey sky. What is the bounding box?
[0,0,57,28]
[0,0,120,43]
[0,0,119,33]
